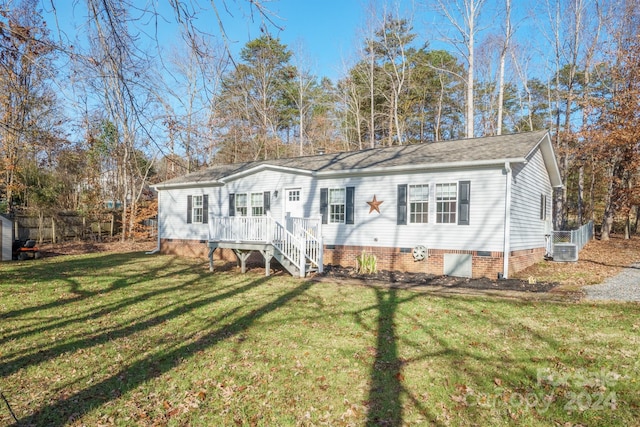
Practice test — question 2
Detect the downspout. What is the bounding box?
[502,162,512,278]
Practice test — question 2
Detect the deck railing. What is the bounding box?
[208,216,271,242]
[286,216,323,273]
[285,215,321,238]
[208,214,322,276]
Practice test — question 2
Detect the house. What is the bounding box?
[152,130,562,279]
[1,214,14,261]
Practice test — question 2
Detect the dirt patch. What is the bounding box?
[37,238,156,257]
[319,265,558,293]
[514,235,640,288]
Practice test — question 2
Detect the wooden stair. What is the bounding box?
[272,250,318,277]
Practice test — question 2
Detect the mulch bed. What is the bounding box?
[320,265,558,293]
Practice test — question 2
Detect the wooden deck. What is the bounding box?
[207,241,274,275]
[207,215,323,277]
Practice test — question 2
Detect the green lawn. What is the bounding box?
[0,252,638,426]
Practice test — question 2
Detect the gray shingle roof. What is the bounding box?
[155,130,549,188]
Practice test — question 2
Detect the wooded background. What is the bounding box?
[1,0,638,241]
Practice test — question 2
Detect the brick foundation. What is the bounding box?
[508,247,546,275]
[160,239,545,279]
[324,245,546,279]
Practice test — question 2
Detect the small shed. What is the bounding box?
[0,214,14,261]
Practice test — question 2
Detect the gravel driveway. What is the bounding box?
[584,263,640,302]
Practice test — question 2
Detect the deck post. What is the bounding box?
[234,249,252,274]
[261,248,274,277]
[208,245,216,272]
[317,236,324,273]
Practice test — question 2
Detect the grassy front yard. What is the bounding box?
[1,251,639,426]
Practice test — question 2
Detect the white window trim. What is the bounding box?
[435,182,458,225]
[408,184,430,224]
[236,192,266,217]
[251,192,264,217]
[192,195,204,223]
[329,188,346,224]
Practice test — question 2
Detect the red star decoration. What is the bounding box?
[367,195,384,213]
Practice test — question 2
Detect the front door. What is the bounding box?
[284,188,304,219]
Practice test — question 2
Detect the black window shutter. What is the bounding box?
[346,187,355,224]
[397,184,407,225]
[263,192,271,214]
[202,195,209,224]
[187,195,193,224]
[229,193,235,217]
[540,194,546,220]
[458,181,470,225]
[320,188,328,224]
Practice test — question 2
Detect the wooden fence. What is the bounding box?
[13,213,119,243]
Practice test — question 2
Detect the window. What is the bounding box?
[251,193,264,216]
[229,192,270,217]
[288,190,300,202]
[320,187,354,224]
[193,195,204,223]
[187,194,208,224]
[540,194,547,220]
[436,183,457,223]
[329,188,345,223]
[235,193,248,217]
[409,184,429,223]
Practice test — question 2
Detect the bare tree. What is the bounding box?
[82,0,157,241]
[288,43,317,156]
[374,10,416,145]
[429,0,487,138]
[496,0,512,135]
[0,0,59,212]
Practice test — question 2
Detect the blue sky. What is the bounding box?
[42,0,421,82]
[40,0,549,86]
[225,0,422,81]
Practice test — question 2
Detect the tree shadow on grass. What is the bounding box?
[358,288,576,426]
[0,254,219,352]
[10,278,314,426]
[365,287,403,426]
[0,252,171,321]
[0,264,273,378]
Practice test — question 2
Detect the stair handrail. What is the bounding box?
[270,217,306,277]
[292,223,324,273]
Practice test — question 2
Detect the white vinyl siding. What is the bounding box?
[224,170,315,221]
[158,188,217,241]
[510,148,553,251]
[158,168,505,250]
[317,168,504,252]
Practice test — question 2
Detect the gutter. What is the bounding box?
[502,162,512,279]
[153,180,223,190]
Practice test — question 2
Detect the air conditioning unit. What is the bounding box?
[553,243,578,262]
